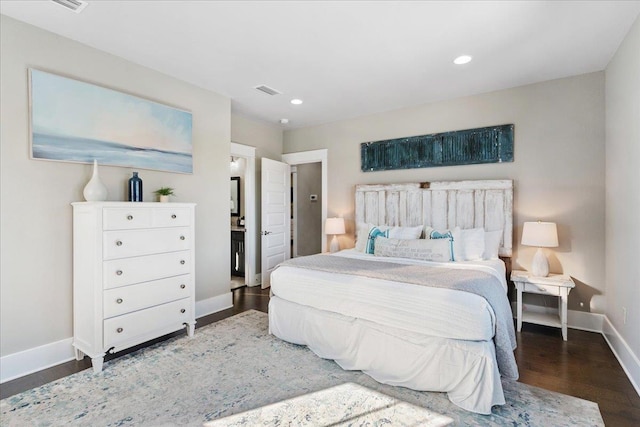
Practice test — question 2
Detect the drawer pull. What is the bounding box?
[116,270,123,276]
[180,260,186,265]
[127,215,133,220]
[116,298,123,304]
[180,284,186,289]
[180,235,186,241]
[171,214,177,219]
[117,327,124,333]
[116,240,123,246]
[180,309,186,314]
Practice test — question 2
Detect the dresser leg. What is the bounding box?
[91,355,104,373]
[74,347,84,361]
[187,322,195,338]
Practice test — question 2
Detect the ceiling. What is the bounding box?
[2,1,639,129]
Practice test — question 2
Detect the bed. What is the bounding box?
[268,180,517,414]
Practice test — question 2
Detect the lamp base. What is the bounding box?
[329,235,340,253]
[531,247,550,277]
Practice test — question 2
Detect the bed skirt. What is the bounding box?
[268,295,506,414]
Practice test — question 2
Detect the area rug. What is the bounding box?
[1,310,604,426]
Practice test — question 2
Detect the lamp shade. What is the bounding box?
[325,217,345,235]
[521,221,558,248]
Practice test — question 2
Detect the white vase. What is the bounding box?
[159,195,169,203]
[83,160,108,201]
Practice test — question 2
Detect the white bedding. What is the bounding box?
[269,296,505,414]
[270,249,507,343]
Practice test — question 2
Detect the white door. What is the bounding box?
[261,158,291,289]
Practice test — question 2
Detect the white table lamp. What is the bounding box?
[521,221,558,277]
[325,217,346,253]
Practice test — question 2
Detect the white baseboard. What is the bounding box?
[250,273,262,287]
[0,338,75,384]
[566,309,604,333]
[602,316,640,396]
[1,293,234,384]
[195,292,233,318]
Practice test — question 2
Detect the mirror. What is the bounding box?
[230,176,240,217]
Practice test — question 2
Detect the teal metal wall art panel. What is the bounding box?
[360,124,514,172]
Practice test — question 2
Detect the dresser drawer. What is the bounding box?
[103,227,190,260]
[103,275,191,318]
[152,208,191,228]
[103,208,152,230]
[103,298,191,349]
[523,282,560,296]
[103,251,191,289]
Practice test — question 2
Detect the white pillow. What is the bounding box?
[483,230,503,260]
[425,226,485,261]
[374,237,452,262]
[458,228,485,261]
[355,223,423,252]
[355,222,373,252]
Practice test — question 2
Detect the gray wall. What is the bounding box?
[284,72,606,314]
[296,163,322,256]
[0,16,231,356]
[605,15,640,359]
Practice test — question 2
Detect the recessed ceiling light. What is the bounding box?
[453,55,473,65]
[279,119,289,124]
[290,99,303,105]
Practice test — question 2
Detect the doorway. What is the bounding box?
[282,149,328,253]
[291,162,322,257]
[230,142,257,290]
[230,161,245,290]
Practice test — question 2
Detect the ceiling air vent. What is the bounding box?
[254,85,281,96]
[51,0,88,13]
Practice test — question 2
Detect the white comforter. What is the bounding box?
[270,249,507,343]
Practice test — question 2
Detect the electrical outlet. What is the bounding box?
[623,307,627,325]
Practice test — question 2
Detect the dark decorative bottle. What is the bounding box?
[128,172,143,202]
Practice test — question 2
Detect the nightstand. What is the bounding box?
[511,270,575,341]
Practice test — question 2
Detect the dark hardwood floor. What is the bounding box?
[1,286,638,426]
[515,323,640,426]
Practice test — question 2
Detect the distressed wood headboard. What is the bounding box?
[355,180,513,257]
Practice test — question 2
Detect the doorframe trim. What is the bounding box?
[282,149,328,253]
[290,165,298,258]
[231,142,257,287]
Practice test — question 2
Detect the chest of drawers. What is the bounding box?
[72,202,196,372]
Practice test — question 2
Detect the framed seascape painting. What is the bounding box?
[29,69,193,174]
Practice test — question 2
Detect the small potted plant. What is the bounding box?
[154,187,175,203]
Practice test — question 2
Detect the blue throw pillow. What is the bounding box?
[427,228,456,261]
[365,227,389,254]
[429,230,453,240]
